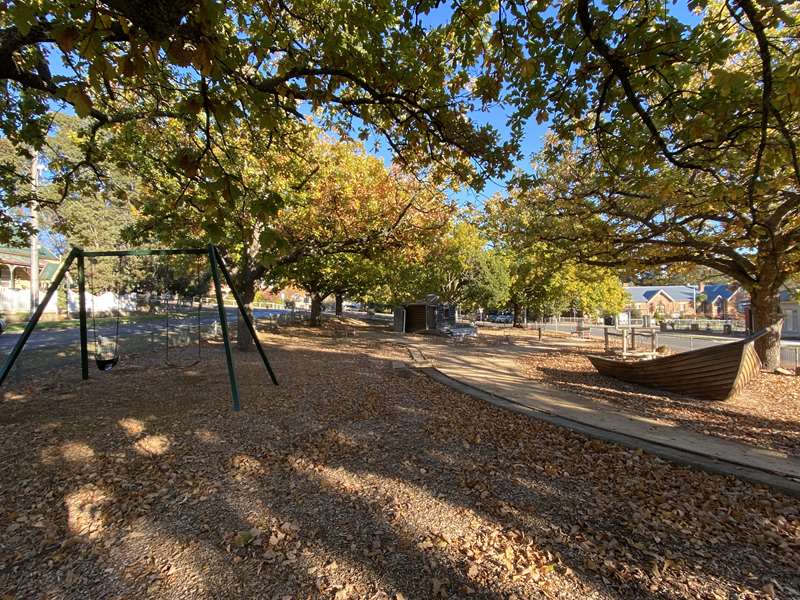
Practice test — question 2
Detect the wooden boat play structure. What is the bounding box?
[587,328,771,401]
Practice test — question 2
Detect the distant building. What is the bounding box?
[624,285,698,318]
[0,245,62,314]
[698,283,748,319]
[0,246,60,289]
[624,282,751,320]
[779,285,799,337]
[394,295,457,333]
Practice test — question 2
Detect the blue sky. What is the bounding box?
[360,102,547,209]
[362,2,701,208]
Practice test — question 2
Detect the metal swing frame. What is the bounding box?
[0,245,278,411]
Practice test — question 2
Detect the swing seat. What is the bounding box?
[95,356,119,371]
[94,335,119,371]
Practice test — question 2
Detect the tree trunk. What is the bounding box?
[310,293,323,327]
[512,302,522,328]
[749,289,783,371]
[335,293,343,317]
[236,282,256,352]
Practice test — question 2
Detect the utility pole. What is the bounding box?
[29,152,40,312]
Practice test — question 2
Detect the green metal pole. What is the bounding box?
[82,248,208,257]
[77,250,89,380]
[208,245,240,411]
[0,249,77,387]
[212,246,278,385]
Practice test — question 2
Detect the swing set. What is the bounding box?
[0,245,277,411]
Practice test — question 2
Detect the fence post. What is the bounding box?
[604,328,609,351]
[622,329,628,355]
[689,335,694,351]
[630,327,636,350]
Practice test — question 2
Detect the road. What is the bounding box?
[0,307,394,354]
[0,307,291,353]
[7,310,797,369]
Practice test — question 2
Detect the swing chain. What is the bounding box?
[163,257,203,368]
[89,256,122,371]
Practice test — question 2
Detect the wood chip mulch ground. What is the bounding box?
[1,329,798,599]
[520,336,800,457]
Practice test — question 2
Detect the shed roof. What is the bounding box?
[406,294,443,307]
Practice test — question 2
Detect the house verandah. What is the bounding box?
[0,246,61,314]
[0,246,60,289]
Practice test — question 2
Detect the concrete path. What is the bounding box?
[403,336,800,495]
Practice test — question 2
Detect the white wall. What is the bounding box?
[781,302,800,335]
[0,287,58,314]
[67,290,139,315]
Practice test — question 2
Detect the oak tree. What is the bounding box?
[463,0,799,368]
[272,140,451,325]
[0,0,513,237]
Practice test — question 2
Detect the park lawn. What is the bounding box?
[518,335,800,457]
[0,329,797,599]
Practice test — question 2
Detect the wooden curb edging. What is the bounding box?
[416,366,800,498]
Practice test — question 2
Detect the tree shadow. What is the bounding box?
[1,333,797,599]
[525,344,800,457]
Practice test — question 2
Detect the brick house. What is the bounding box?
[624,285,697,318]
[698,283,749,320]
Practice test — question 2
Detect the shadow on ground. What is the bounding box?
[521,340,800,457]
[0,331,797,599]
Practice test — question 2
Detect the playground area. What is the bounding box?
[1,323,799,599]
[4,3,800,598]
[518,335,800,457]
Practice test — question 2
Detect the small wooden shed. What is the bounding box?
[394,295,457,333]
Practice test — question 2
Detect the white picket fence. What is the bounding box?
[66,290,139,315]
[0,287,58,314]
